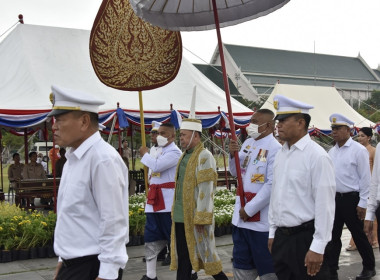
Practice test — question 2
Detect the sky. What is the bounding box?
[1,0,380,69]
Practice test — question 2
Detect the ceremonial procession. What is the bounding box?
[1,0,380,280]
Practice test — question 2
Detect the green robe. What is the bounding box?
[170,143,223,275]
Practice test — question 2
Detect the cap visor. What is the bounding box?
[274,113,295,121]
[47,109,73,117]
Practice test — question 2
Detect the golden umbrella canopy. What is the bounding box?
[90,0,182,191]
[90,0,182,90]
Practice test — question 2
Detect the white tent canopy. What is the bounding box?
[0,24,252,128]
[261,84,374,130]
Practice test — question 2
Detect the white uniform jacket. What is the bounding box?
[229,134,281,232]
[141,142,181,213]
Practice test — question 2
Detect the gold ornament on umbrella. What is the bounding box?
[89,0,182,192]
[90,0,182,91]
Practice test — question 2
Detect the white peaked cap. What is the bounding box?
[151,121,162,131]
[48,85,105,117]
[180,86,202,132]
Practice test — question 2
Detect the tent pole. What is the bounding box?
[44,123,49,175]
[130,125,135,170]
[51,120,57,213]
[211,0,244,207]
[138,91,148,193]
[0,130,3,192]
[24,128,28,164]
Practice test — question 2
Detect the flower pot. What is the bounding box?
[225,225,232,235]
[47,245,56,258]
[131,235,140,246]
[214,226,223,237]
[126,236,132,247]
[30,247,39,259]
[38,247,47,258]
[11,249,18,261]
[1,250,12,263]
[18,249,29,260]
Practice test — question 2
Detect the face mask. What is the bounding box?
[246,123,266,139]
[157,135,169,147]
[36,158,42,163]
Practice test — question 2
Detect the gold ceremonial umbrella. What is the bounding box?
[90,0,182,192]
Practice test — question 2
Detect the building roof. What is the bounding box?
[221,44,379,81]
[209,44,380,94]
[193,64,241,96]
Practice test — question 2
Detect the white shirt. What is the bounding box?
[366,143,380,221]
[269,134,336,254]
[229,134,281,232]
[328,137,370,208]
[141,142,181,213]
[54,132,129,279]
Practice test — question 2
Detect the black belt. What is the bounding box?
[336,191,358,197]
[62,255,98,267]
[278,220,314,236]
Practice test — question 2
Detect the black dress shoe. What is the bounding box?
[356,268,376,280]
[140,275,158,280]
[161,254,170,266]
[330,270,339,280]
[191,272,198,280]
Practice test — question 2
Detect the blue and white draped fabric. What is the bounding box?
[0,110,49,129]
[170,110,182,129]
[0,108,252,132]
[116,107,129,128]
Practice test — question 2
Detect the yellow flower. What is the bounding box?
[0,226,3,231]
[40,221,47,227]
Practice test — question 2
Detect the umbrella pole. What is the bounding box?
[211,0,244,207]
[138,91,149,194]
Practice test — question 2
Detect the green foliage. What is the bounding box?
[358,90,380,123]
[0,203,56,250]
[1,131,24,152]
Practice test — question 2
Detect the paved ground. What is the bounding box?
[0,228,379,280]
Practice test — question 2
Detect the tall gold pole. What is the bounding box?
[138,91,149,193]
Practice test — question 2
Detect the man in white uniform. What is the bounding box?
[229,109,281,280]
[326,113,375,280]
[268,95,336,280]
[365,143,380,250]
[51,85,129,280]
[139,123,181,280]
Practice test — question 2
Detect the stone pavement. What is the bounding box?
[0,228,379,280]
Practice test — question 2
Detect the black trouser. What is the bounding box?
[326,192,375,272]
[57,255,123,280]
[271,221,330,280]
[175,222,228,280]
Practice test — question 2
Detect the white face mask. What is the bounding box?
[246,123,266,139]
[156,135,169,147]
[37,158,42,163]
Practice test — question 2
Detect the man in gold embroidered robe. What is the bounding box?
[170,108,228,280]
